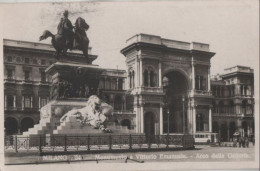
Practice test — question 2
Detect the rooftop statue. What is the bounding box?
[39,10,90,63]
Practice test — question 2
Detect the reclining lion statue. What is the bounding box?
[60,95,113,133]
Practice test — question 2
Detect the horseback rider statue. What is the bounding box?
[57,10,74,51]
[39,10,90,63]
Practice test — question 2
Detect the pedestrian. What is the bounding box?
[245,137,249,148]
[238,137,242,148]
[233,139,237,147]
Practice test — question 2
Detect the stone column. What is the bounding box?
[123,79,125,90]
[116,78,119,90]
[134,106,139,133]
[22,96,24,110]
[13,95,16,108]
[30,96,33,108]
[160,104,163,135]
[38,97,41,108]
[209,107,212,132]
[159,61,162,87]
[140,58,143,87]
[193,107,197,134]
[135,59,138,88]
[104,77,107,89]
[140,104,144,133]
[208,66,211,91]
[192,58,196,90]
[4,95,7,108]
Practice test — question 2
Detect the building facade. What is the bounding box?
[211,66,254,142]
[3,34,255,143]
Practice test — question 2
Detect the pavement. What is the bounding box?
[4,144,255,165]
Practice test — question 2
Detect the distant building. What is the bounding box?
[211,66,254,141]
[3,35,255,143]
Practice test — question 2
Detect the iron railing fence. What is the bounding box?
[5,134,195,154]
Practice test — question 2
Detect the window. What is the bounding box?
[33,59,38,64]
[144,70,148,86]
[131,71,135,88]
[25,58,30,64]
[40,97,48,108]
[7,95,14,107]
[24,70,30,81]
[219,101,224,113]
[118,79,123,90]
[7,56,12,62]
[195,75,206,90]
[23,96,32,108]
[41,59,46,65]
[41,71,46,82]
[129,70,135,88]
[7,69,13,79]
[150,71,155,87]
[114,95,122,111]
[196,113,209,132]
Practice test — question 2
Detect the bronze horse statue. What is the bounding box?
[39,17,90,63]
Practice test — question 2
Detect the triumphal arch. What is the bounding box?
[121,34,216,140]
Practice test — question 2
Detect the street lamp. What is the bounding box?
[182,95,186,134]
[163,77,170,135]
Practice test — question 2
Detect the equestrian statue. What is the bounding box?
[39,10,90,63]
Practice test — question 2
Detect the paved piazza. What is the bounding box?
[5,144,255,165]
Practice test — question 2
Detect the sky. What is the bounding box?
[0,0,259,75]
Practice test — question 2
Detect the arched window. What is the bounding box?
[219,101,224,113]
[129,72,132,88]
[99,78,105,89]
[7,95,14,107]
[212,101,216,113]
[131,71,135,88]
[144,70,148,87]
[242,100,247,114]
[106,78,111,89]
[111,78,116,90]
[40,96,48,108]
[150,71,155,87]
[229,100,234,113]
[118,79,123,90]
[114,95,122,111]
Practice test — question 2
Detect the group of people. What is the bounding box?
[218,136,254,148]
[232,136,251,148]
[50,80,98,99]
[58,81,97,98]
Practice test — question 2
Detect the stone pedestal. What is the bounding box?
[23,60,130,139]
[46,61,105,100]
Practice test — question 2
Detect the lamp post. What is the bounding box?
[182,95,186,134]
[163,77,170,136]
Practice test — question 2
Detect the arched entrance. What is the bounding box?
[229,122,236,141]
[5,117,18,135]
[21,117,34,133]
[212,121,219,133]
[220,123,228,141]
[242,121,248,137]
[121,119,131,129]
[144,112,155,136]
[163,70,189,133]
